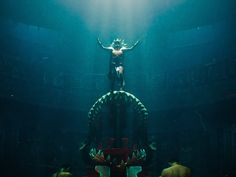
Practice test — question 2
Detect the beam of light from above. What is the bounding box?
[57,0,186,40]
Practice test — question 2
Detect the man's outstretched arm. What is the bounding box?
[97,38,113,50]
[122,40,140,51]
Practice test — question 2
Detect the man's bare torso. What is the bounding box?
[160,164,191,177]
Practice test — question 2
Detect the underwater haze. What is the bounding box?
[0,0,236,177]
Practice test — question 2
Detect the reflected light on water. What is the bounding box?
[57,0,186,39]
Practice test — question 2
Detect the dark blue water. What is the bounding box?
[0,0,236,177]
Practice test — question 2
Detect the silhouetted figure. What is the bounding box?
[52,164,73,177]
[160,160,191,177]
[98,38,139,91]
